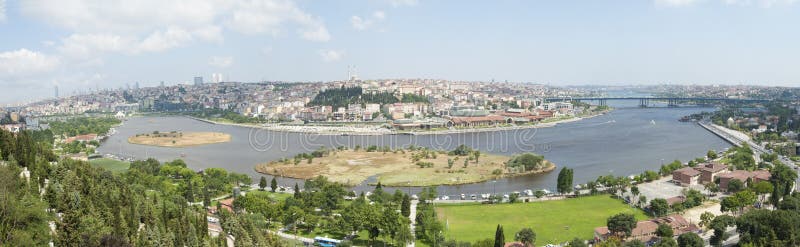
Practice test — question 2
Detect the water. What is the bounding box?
[98,106,730,196]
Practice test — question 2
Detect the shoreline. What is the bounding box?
[184,110,610,136]
[255,161,557,187]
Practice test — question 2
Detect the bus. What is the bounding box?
[313,236,341,247]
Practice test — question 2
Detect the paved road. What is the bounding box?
[408,200,418,247]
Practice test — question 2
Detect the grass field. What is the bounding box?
[88,158,130,173]
[256,149,554,186]
[246,190,293,202]
[435,195,648,245]
[128,131,231,147]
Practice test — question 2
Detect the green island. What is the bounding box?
[128,131,231,147]
[435,195,649,244]
[255,145,555,186]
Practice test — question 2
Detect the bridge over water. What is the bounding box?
[544,97,770,107]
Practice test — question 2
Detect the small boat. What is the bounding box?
[180,153,187,157]
[650,120,656,125]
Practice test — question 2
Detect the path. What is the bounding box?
[268,230,314,244]
[407,200,418,247]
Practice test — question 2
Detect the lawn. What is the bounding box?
[88,158,130,173]
[435,195,648,245]
[246,190,293,202]
[256,149,552,187]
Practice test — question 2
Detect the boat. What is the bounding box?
[650,120,656,125]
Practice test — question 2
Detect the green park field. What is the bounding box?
[435,195,648,245]
[88,158,130,173]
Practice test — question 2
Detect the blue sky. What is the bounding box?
[1,0,799,104]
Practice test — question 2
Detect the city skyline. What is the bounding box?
[2,0,800,104]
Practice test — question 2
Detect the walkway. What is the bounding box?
[407,200,418,247]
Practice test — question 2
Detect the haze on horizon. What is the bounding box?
[1,0,800,104]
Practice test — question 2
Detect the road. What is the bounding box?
[268,230,314,245]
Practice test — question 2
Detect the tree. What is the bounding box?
[494,225,505,247]
[736,209,800,246]
[707,150,718,160]
[534,190,545,199]
[607,213,636,237]
[401,194,411,218]
[649,198,670,217]
[676,232,704,247]
[514,228,536,247]
[727,179,744,193]
[557,167,574,194]
[258,176,267,191]
[623,240,645,247]
[270,177,278,192]
[709,215,735,247]
[568,238,587,247]
[751,181,773,203]
[473,151,481,163]
[653,238,677,247]
[770,162,798,205]
[655,223,673,238]
[721,190,756,215]
[699,212,715,230]
[447,159,455,169]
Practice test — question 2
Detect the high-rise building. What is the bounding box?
[54,86,59,98]
[194,76,203,85]
[134,82,140,90]
[160,81,165,87]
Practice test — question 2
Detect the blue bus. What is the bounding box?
[313,236,341,247]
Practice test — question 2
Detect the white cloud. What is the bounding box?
[390,0,418,7]
[21,0,331,59]
[209,56,234,68]
[350,11,387,31]
[318,49,344,62]
[351,16,369,30]
[373,11,386,21]
[137,27,194,53]
[0,0,6,22]
[0,49,60,78]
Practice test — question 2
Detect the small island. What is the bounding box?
[128,131,231,147]
[255,145,555,186]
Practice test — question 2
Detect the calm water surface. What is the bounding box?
[98,105,729,196]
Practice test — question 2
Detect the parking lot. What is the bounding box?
[623,177,705,205]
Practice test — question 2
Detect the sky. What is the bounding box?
[1,0,800,104]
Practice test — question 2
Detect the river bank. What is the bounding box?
[185,110,610,136]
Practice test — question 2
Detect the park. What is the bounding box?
[255,145,555,186]
[435,195,648,244]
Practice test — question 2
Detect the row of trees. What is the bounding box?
[0,127,279,246]
[47,117,121,137]
[308,86,430,109]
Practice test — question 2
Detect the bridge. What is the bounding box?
[543,97,770,107]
